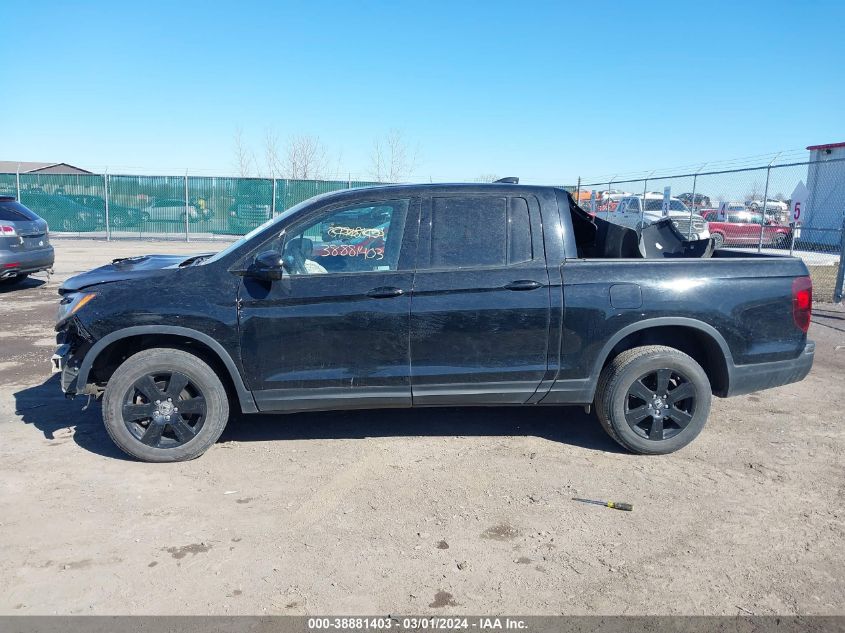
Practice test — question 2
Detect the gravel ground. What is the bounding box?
[0,239,843,616]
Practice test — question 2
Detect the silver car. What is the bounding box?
[0,196,55,285]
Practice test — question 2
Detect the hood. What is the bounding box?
[60,253,213,293]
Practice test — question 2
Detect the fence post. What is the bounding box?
[834,216,845,304]
[757,166,772,252]
[184,171,190,243]
[640,174,653,229]
[688,174,697,239]
[15,164,21,200]
[103,172,111,241]
[575,177,581,205]
[271,178,277,217]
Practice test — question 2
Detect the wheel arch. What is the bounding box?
[77,325,257,413]
[590,318,734,398]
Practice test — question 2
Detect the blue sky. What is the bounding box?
[2,0,843,182]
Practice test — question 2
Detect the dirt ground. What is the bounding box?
[0,238,843,616]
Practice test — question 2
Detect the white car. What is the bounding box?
[141,199,201,223]
[596,195,710,240]
[747,198,789,221]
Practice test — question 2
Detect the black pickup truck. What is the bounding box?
[53,183,815,462]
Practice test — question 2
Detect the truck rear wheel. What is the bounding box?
[102,348,229,462]
[595,345,711,454]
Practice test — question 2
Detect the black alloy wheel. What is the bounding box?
[623,368,696,441]
[122,371,207,449]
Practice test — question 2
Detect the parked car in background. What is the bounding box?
[597,194,709,239]
[702,210,793,249]
[747,198,789,222]
[597,189,630,211]
[18,191,98,232]
[0,196,54,285]
[698,202,746,218]
[141,199,201,223]
[63,194,141,228]
[678,193,711,210]
[227,180,274,234]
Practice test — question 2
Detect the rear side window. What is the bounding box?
[0,200,40,222]
[429,196,533,269]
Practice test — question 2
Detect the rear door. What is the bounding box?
[410,193,550,404]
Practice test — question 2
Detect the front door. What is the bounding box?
[410,194,550,405]
[238,197,419,411]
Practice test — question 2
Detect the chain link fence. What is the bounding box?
[2,157,843,302]
[572,157,845,303]
[0,172,380,241]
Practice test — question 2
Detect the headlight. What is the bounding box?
[57,292,97,325]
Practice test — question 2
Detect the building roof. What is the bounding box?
[806,142,845,151]
[0,161,92,174]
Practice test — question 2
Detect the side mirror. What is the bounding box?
[247,250,285,281]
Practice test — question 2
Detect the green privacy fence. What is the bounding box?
[0,172,381,238]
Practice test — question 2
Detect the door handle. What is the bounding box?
[366,286,405,299]
[504,280,542,291]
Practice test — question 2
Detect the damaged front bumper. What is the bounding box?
[51,342,81,395]
[52,318,95,397]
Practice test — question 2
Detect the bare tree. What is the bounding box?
[745,181,762,202]
[263,128,284,178]
[370,130,417,182]
[233,127,255,177]
[283,134,330,179]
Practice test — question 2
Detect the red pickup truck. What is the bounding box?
[702,210,792,249]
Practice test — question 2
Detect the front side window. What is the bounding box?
[281,199,410,275]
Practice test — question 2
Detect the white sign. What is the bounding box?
[661,187,671,216]
[790,181,809,224]
[717,201,728,221]
[590,190,596,213]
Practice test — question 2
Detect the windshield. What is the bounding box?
[643,199,689,211]
[201,195,321,265]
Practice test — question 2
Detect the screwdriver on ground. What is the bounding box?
[572,497,633,511]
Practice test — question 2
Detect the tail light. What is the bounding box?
[1,225,17,237]
[792,276,812,332]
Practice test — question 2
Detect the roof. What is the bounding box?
[806,142,845,151]
[0,161,92,174]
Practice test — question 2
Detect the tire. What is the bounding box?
[595,345,711,455]
[712,233,724,249]
[0,273,28,285]
[141,212,150,222]
[773,233,788,248]
[102,348,230,462]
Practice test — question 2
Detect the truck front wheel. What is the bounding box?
[102,348,230,462]
[595,345,711,454]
